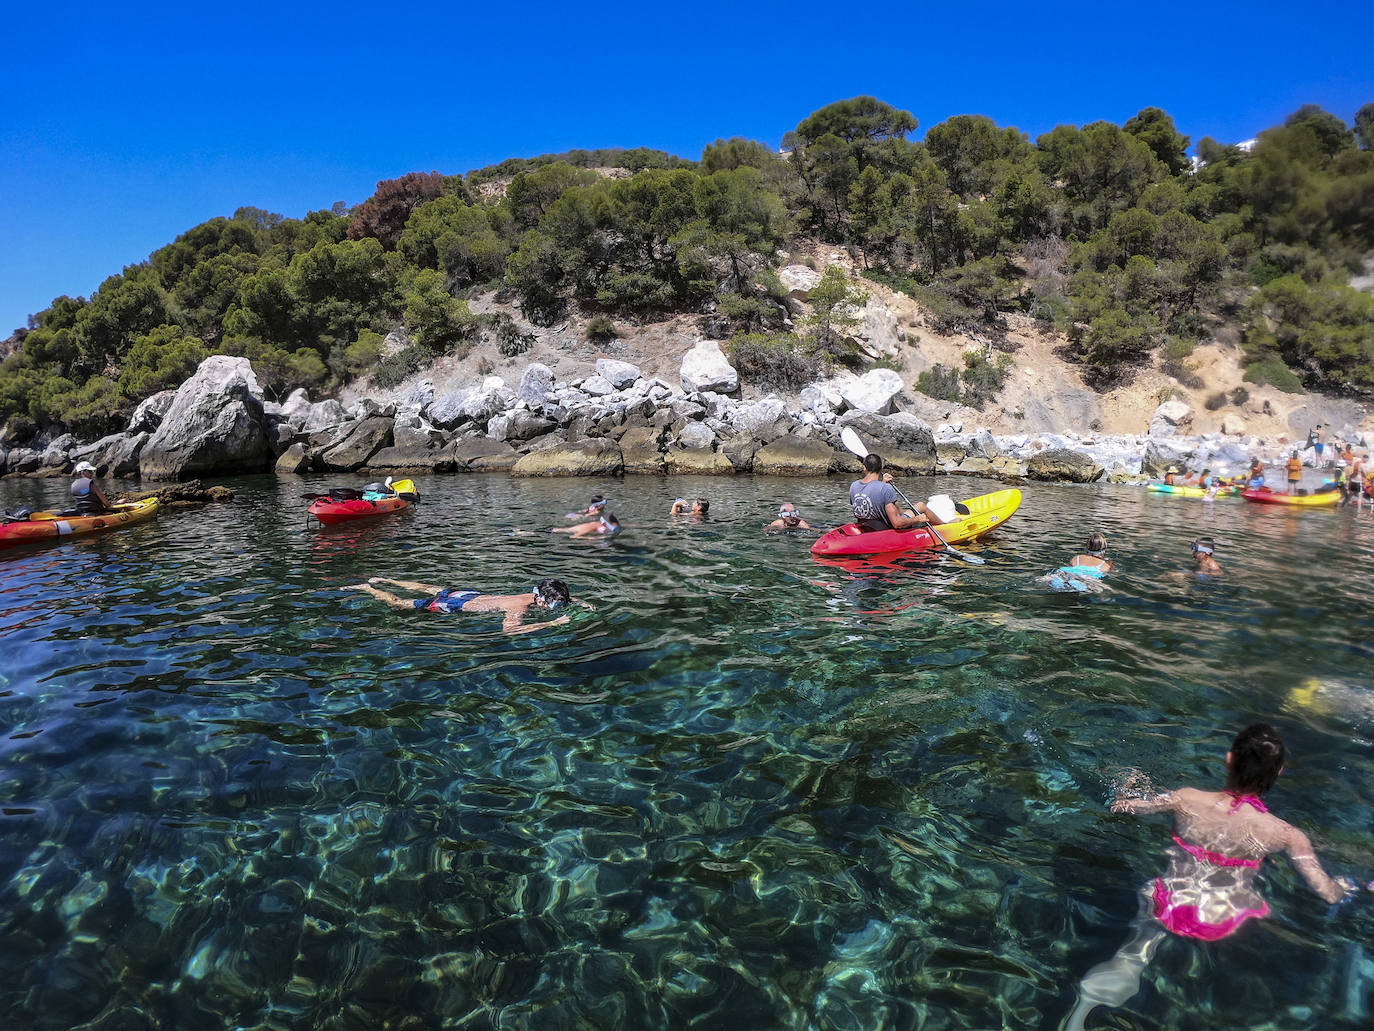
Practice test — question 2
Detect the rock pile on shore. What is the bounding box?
[0,350,1364,485]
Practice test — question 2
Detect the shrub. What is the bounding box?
[373,345,433,389]
[1204,391,1228,411]
[916,364,962,402]
[727,333,825,391]
[586,315,619,342]
[1230,385,1250,405]
[488,312,533,357]
[959,349,1013,409]
[1243,354,1304,393]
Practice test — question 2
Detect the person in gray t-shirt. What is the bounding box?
[848,453,945,532]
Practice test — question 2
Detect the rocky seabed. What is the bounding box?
[0,350,1362,486]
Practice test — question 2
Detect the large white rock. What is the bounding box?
[581,375,615,397]
[1220,414,1247,436]
[778,265,822,300]
[840,368,905,415]
[676,422,717,449]
[1149,400,1193,437]
[730,398,788,435]
[126,390,177,434]
[595,359,641,390]
[140,355,270,480]
[518,364,555,407]
[680,340,738,394]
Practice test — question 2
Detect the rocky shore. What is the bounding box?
[0,351,1365,487]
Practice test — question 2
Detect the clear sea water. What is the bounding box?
[3,472,1374,1030]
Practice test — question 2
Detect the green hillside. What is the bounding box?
[3,97,1372,440]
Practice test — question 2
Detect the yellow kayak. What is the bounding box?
[0,498,160,550]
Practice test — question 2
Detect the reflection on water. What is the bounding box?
[2,474,1374,1029]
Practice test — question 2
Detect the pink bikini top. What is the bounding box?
[1171,794,1269,869]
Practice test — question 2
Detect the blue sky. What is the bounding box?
[3,0,1371,336]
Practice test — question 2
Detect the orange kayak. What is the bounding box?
[0,498,160,550]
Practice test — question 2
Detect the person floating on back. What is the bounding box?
[1039,532,1114,593]
[848,453,944,532]
[765,503,812,531]
[1191,536,1223,576]
[1062,723,1360,1031]
[70,461,112,515]
[344,576,584,635]
[554,513,620,538]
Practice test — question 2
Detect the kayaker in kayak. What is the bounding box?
[765,503,811,531]
[1245,458,1265,488]
[70,461,112,515]
[849,453,943,532]
[1163,466,1180,486]
[554,513,621,538]
[344,577,580,635]
[1063,723,1359,1031]
[1191,536,1223,576]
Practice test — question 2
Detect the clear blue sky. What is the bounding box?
[3,0,1371,337]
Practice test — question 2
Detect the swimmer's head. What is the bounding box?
[534,578,572,610]
[1192,536,1216,556]
[1086,532,1107,554]
[588,495,607,513]
[599,513,620,531]
[778,503,801,525]
[693,498,709,515]
[1226,723,1286,796]
[863,453,884,474]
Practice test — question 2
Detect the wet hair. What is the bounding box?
[863,453,884,474]
[534,578,571,609]
[694,498,709,514]
[1086,532,1107,554]
[1192,536,1216,556]
[601,513,620,527]
[1226,723,1286,796]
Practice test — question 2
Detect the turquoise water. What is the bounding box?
[3,473,1374,1030]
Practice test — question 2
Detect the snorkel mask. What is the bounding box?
[1192,540,1214,556]
[778,506,801,523]
[534,579,568,610]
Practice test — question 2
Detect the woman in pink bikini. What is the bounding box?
[1063,723,1360,1030]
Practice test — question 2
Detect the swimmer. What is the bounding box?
[343,576,584,635]
[566,494,608,519]
[1039,532,1114,592]
[1063,723,1360,1031]
[1191,536,1223,576]
[765,503,812,531]
[669,497,709,517]
[553,513,620,538]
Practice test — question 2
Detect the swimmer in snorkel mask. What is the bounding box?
[765,503,812,531]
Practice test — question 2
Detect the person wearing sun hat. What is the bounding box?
[1163,466,1181,486]
[70,460,112,514]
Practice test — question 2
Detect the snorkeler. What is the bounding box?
[566,494,608,519]
[1191,536,1223,576]
[765,503,811,531]
[1062,723,1361,1031]
[344,577,582,635]
[554,513,620,538]
[1039,532,1114,592]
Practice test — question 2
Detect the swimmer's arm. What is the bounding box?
[502,607,570,635]
[1283,827,1351,904]
[1110,790,1179,815]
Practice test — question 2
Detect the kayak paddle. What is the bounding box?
[839,426,985,565]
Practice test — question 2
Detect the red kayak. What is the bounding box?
[307,478,418,525]
[811,488,1021,558]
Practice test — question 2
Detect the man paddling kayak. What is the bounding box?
[849,453,945,531]
[344,577,584,635]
